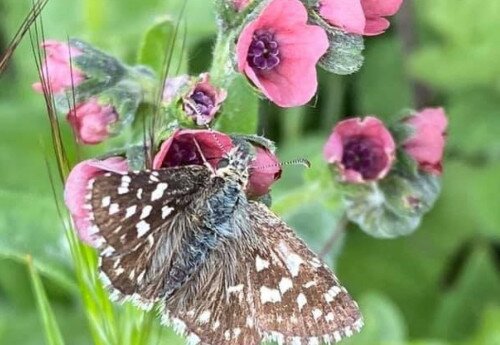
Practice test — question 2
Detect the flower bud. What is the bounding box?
[317,0,403,36]
[324,116,396,183]
[247,144,282,198]
[64,157,128,246]
[403,107,448,175]
[32,40,85,94]
[67,98,118,145]
[182,73,227,126]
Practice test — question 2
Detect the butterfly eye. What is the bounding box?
[217,158,230,169]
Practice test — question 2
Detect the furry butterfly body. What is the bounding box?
[86,147,363,345]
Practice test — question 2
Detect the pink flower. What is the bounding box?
[318,0,403,36]
[153,129,233,170]
[247,145,282,197]
[32,40,85,94]
[64,157,128,246]
[403,107,448,175]
[182,73,227,126]
[324,116,396,183]
[236,0,328,107]
[67,98,118,145]
[233,0,251,11]
[153,130,282,197]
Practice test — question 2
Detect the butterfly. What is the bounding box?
[85,143,363,345]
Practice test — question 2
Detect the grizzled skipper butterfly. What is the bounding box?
[85,141,363,345]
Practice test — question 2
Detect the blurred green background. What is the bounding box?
[1,0,500,344]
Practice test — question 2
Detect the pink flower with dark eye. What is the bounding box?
[324,116,396,183]
[153,129,233,170]
[182,73,227,126]
[67,98,118,145]
[318,0,403,36]
[403,107,448,175]
[236,0,329,107]
[64,157,128,246]
[248,145,282,197]
[32,40,85,94]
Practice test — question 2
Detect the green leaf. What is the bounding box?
[27,257,66,345]
[0,189,75,292]
[138,17,187,76]
[431,244,500,340]
[343,293,407,344]
[216,75,259,134]
[355,36,413,119]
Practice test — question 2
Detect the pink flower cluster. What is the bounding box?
[235,0,403,108]
[65,130,282,245]
[34,40,119,145]
[324,108,447,183]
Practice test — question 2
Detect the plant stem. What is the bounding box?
[319,214,348,259]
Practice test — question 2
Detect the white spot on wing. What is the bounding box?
[297,293,307,311]
[260,286,281,303]
[303,281,317,288]
[109,203,119,215]
[308,337,320,345]
[162,205,173,219]
[140,205,153,219]
[312,308,323,320]
[256,255,270,272]
[136,220,150,237]
[136,188,143,199]
[325,312,335,322]
[125,205,137,219]
[198,310,211,324]
[324,286,342,303]
[227,284,244,294]
[333,331,342,342]
[278,277,293,294]
[101,196,111,207]
[118,186,129,194]
[278,241,304,277]
[151,183,168,201]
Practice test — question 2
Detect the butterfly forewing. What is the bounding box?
[87,165,211,305]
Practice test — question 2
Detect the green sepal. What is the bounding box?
[340,171,442,238]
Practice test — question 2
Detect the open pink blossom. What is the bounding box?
[403,107,448,175]
[32,40,85,94]
[324,116,396,183]
[64,157,128,246]
[248,145,282,197]
[67,98,118,145]
[153,129,233,170]
[318,0,403,36]
[182,73,227,126]
[236,0,328,107]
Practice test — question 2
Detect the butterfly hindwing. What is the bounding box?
[246,202,363,344]
[87,165,211,306]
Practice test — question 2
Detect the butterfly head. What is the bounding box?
[215,145,251,187]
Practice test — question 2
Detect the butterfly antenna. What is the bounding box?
[0,0,48,75]
[253,158,311,171]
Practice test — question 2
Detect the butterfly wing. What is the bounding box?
[161,201,362,345]
[246,202,363,344]
[87,165,211,308]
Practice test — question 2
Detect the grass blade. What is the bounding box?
[27,255,66,345]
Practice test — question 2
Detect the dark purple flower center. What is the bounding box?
[247,31,280,71]
[187,90,215,116]
[341,136,387,180]
[163,139,204,167]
